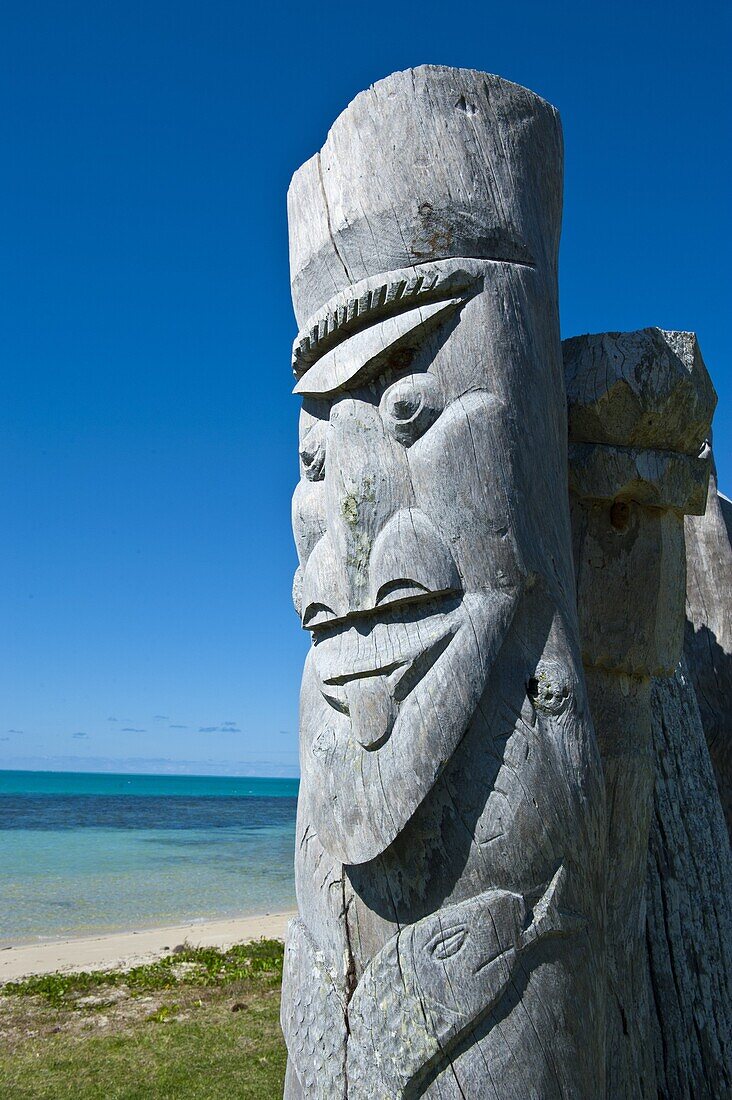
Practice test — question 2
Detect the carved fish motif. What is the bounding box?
[346,867,584,1099]
[280,918,348,1099]
[282,870,584,1099]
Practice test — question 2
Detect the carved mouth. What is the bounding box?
[313,600,461,749]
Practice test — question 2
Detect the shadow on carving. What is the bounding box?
[684,621,732,833]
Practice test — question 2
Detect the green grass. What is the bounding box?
[0,939,287,1099]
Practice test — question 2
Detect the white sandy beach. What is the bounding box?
[0,911,295,982]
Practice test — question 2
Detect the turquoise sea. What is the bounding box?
[0,770,298,946]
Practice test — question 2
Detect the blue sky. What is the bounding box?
[1,0,728,775]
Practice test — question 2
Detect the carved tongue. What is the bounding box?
[344,675,397,749]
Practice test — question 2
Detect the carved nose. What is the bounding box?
[324,397,409,614]
[300,398,462,629]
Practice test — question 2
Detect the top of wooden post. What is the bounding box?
[287,65,564,326]
[564,328,717,456]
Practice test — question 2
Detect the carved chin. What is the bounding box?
[300,589,521,865]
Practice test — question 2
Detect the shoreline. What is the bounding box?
[0,911,295,983]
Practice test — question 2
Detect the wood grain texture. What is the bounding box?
[345,870,584,1100]
[684,460,732,833]
[647,661,732,1098]
[280,918,347,1098]
[284,67,606,1098]
[287,67,563,328]
[565,329,717,1099]
[564,328,716,455]
[283,68,730,1100]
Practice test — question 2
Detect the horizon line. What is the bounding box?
[0,764,300,780]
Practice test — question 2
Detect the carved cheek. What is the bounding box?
[409,392,521,591]
[299,420,328,481]
[292,479,326,568]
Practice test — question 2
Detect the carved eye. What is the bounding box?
[380,373,444,445]
[299,421,327,481]
[426,925,468,960]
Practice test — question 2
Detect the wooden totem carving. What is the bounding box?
[282,66,607,1099]
[563,328,725,1097]
[684,453,732,833]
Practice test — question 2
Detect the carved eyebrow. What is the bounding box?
[292,261,479,379]
[292,297,463,398]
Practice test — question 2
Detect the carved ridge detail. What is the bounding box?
[292,261,482,376]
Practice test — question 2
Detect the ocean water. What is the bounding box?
[0,771,299,946]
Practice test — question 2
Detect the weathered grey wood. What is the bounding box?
[563,327,716,455]
[280,918,347,1098]
[684,458,732,833]
[345,869,585,1100]
[647,660,732,1098]
[284,66,606,1098]
[564,328,716,1099]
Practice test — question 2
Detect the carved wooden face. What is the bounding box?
[292,258,559,863]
